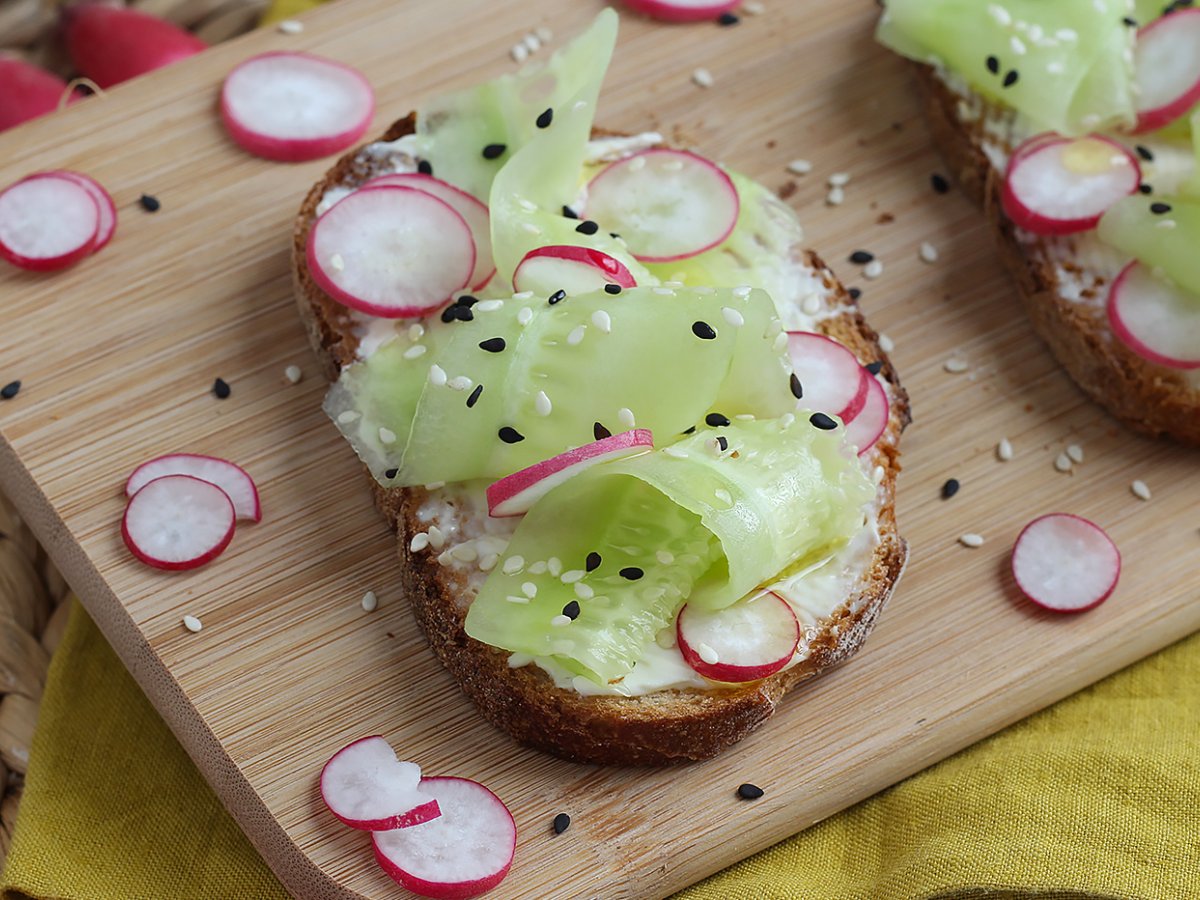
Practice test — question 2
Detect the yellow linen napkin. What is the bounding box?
[4,602,1199,900]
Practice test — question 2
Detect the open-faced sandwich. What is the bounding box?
[878,0,1200,445]
[293,10,909,765]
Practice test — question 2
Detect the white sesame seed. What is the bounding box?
[617,407,636,429]
[518,198,538,212]
[521,222,541,235]
[742,0,764,13]
[691,67,714,88]
[408,323,425,341]
[479,553,499,572]
[591,310,612,333]
[663,280,685,288]
[958,533,985,548]
[517,306,533,326]
[653,286,676,296]
[403,344,427,359]
[534,25,553,42]
[361,590,378,612]
[827,172,851,187]
[1131,479,1151,501]
[512,290,534,300]
[721,306,745,327]
[987,4,1011,25]
[428,364,447,386]
[182,615,203,633]
[919,242,939,263]
[511,43,529,63]
[714,488,732,505]
[277,18,304,33]
[451,543,478,562]
[410,532,430,552]
[448,375,473,391]
[873,465,886,484]
[284,364,302,384]
[786,158,813,175]
[656,550,674,564]
[863,259,884,279]
[427,525,445,550]
[826,186,845,206]
[1056,27,1078,41]
[522,33,541,53]
[424,481,445,490]
[697,642,720,665]
[502,555,524,574]
[664,446,689,458]
[943,357,969,374]
[506,595,531,604]
[534,390,552,416]
[1054,453,1073,473]
[329,253,344,272]
[378,426,397,444]
[1010,35,1027,55]
[1047,61,1066,75]
[1066,444,1084,464]
[733,285,753,298]
[997,437,1014,461]
[337,410,360,424]
[574,582,595,599]
[551,614,572,627]
[528,560,548,574]
[779,412,796,429]
[561,569,585,584]
[476,299,504,311]
[1156,219,1178,230]
[772,332,789,352]
[547,557,562,576]
[521,581,537,598]
[567,324,587,345]
[801,293,822,315]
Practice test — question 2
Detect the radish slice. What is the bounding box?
[320,736,441,831]
[221,52,374,162]
[372,776,516,900]
[676,591,800,683]
[1107,261,1200,369]
[121,474,235,571]
[511,245,637,296]
[0,174,99,271]
[365,174,494,290]
[486,429,654,517]
[125,453,262,522]
[622,0,739,22]
[1011,513,1120,613]
[1001,135,1140,235]
[583,149,739,262]
[306,185,475,318]
[786,332,870,422]
[842,375,889,456]
[46,171,117,252]
[1132,10,1200,133]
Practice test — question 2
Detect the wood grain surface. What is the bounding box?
[1,0,1198,897]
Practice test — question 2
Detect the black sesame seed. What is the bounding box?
[384,467,398,479]
[552,813,571,834]
[604,283,622,295]
[737,783,764,800]
[562,599,581,620]
[441,306,457,323]
[717,11,739,25]
[498,426,524,444]
[930,173,950,194]
[849,250,875,264]
[442,304,474,323]
[1138,183,1154,195]
[479,337,507,353]
[848,287,862,300]
[585,551,602,572]
[692,321,717,340]
[482,143,507,160]
[1150,201,1173,214]
[455,294,478,308]
[619,566,644,580]
[681,426,696,435]
[0,380,20,400]
[985,55,1000,75]
[575,220,600,235]
[548,289,567,305]
[706,412,731,427]
[809,412,838,430]
[1123,15,1139,26]
[594,422,612,440]
[1002,69,1019,88]
[212,377,231,399]
[417,159,433,175]
[561,205,579,219]
[716,435,728,452]
[139,193,160,212]
[941,478,961,500]
[536,107,554,129]
[466,384,484,408]
[865,361,884,375]
[609,232,621,240]
[789,373,803,399]
[1135,144,1154,162]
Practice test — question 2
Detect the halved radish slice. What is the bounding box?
[786,332,869,422]
[121,474,235,571]
[365,174,495,290]
[307,186,475,318]
[486,429,654,517]
[1132,10,1200,133]
[126,453,262,522]
[511,245,637,296]
[677,591,800,683]
[1107,261,1200,369]
[1002,135,1140,235]
[622,0,739,22]
[842,375,889,456]
[320,736,441,831]
[373,776,516,900]
[46,171,117,252]
[583,149,739,262]
[221,51,374,162]
[0,173,99,271]
[1011,513,1120,613]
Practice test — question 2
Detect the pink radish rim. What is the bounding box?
[42,170,116,251]
[1132,10,1200,133]
[1011,513,1121,614]
[318,735,441,831]
[676,591,800,682]
[124,452,262,522]
[512,244,638,293]
[1106,261,1200,370]
[0,173,99,271]
[622,0,740,23]
[785,331,871,424]
[121,474,236,571]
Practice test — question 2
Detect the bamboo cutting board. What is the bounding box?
[1,0,1198,896]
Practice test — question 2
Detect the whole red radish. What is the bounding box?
[63,4,206,89]
[0,56,77,131]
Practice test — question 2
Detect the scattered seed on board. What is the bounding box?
[182,615,203,633]
[361,591,378,612]
[737,783,765,800]
[213,377,231,399]
[1054,452,1073,473]
[742,0,765,13]
[786,159,812,176]
[943,357,969,374]
[919,242,939,263]
[1066,444,1084,464]
[1131,479,1151,501]
[284,364,302,384]
[997,438,1014,461]
[692,67,715,88]
[863,259,883,279]
[878,333,895,353]
[552,813,571,834]
[139,194,161,212]
[941,478,960,500]
[1,380,20,400]
[277,18,303,33]
[826,186,845,206]
[958,533,985,548]
[828,172,851,187]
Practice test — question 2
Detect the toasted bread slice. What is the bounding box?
[915,66,1200,446]
[292,116,910,765]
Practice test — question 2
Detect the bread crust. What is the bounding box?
[915,65,1200,446]
[292,117,909,765]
